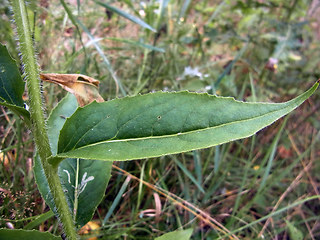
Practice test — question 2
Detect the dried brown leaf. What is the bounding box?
[40,73,104,106]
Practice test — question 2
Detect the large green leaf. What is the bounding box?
[34,94,112,228]
[0,43,24,106]
[52,82,318,163]
[155,228,193,240]
[0,43,30,122]
[0,229,60,240]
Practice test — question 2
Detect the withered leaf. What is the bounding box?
[40,73,104,106]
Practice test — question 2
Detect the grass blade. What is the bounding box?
[60,0,126,96]
[178,0,192,21]
[105,37,165,52]
[23,211,54,230]
[102,176,131,225]
[173,157,205,193]
[257,117,288,192]
[95,1,156,32]
[217,195,320,239]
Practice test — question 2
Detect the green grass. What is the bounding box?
[1,0,320,239]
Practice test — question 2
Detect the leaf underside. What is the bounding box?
[34,94,112,228]
[53,82,318,163]
[0,229,60,240]
[155,228,193,240]
[95,1,156,32]
[0,43,29,120]
[0,43,24,106]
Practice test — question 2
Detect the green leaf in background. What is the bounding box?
[0,229,60,240]
[23,211,55,230]
[285,220,303,240]
[155,228,193,240]
[95,1,156,32]
[52,81,318,163]
[105,37,165,52]
[0,43,30,122]
[34,94,112,227]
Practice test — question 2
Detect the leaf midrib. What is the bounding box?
[61,102,291,153]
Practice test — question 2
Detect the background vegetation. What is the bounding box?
[1,0,320,239]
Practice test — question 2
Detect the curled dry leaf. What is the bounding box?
[40,73,104,106]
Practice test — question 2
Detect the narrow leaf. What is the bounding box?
[52,82,318,163]
[179,0,192,20]
[95,1,156,32]
[286,220,303,240]
[0,229,60,240]
[0,43,30,121]
[60,0,127,96]
[106,37,165,52]
[34,94,112,227]
[23,211,54,230]
[155,228,193,240]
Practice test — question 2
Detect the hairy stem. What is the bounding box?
[11,0,77,239]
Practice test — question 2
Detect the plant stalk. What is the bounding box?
[10,0,77,239]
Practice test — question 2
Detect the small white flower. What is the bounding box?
[139,9,146,17]
[182,66,205,80]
